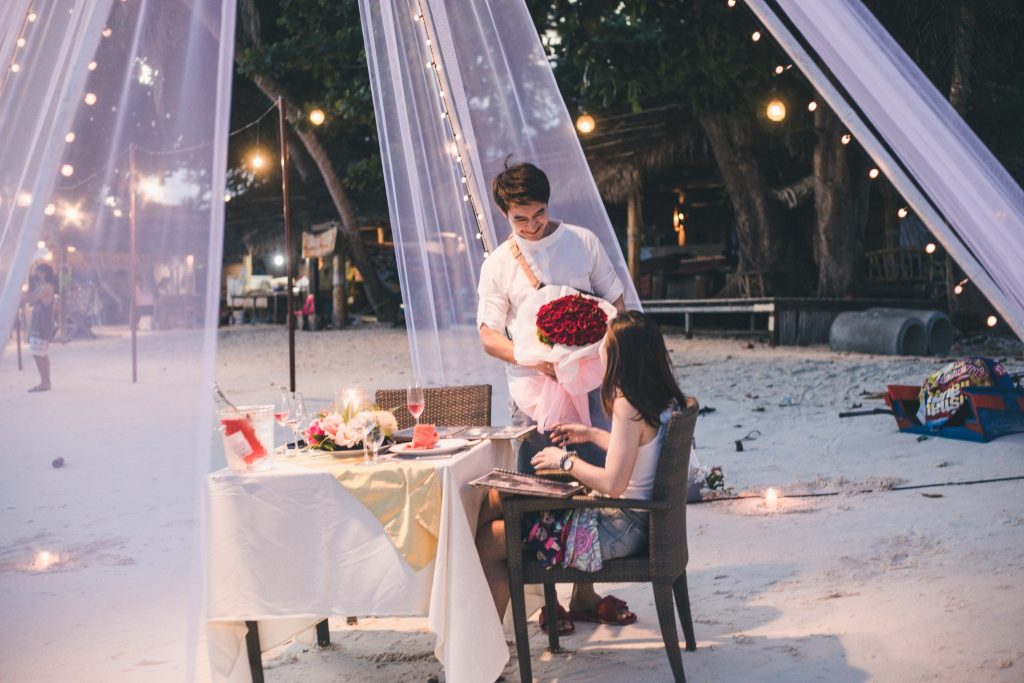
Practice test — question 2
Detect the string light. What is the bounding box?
[807,101,817,112]
[61,204,83,226]
[576,113,595,134]
[27,12,37,23]
[727,0,736,6]
[67,245,77,253]
[841,134,852,145]
[17,192,32,207]
[897,207,908,218]
[774,65,784,75]
[65,132,76,143]
[60,164,74,177]
[37,240,46,248]
[249,151,266,171]
[868,168,880,179]
[88,61,97,71]
[44,203,56,216]
[308,109,325,126]
[17,38,26,47]
[766,99,786,122]
[113,208,123,217]
[10,64,20,73]
[765,488,779,511]
[751,31,762,42]
[413,0,492,256]
[924,243,936,254]
[986,315,998,327]
[101,27,112,38]
[84,93,97,105]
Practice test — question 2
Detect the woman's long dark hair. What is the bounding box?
[601,311,686,428]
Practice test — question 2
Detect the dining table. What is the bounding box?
[205,438,518,683]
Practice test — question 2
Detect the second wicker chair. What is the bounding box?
[374,384,492,430]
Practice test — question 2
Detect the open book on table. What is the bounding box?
[470,468,584,498]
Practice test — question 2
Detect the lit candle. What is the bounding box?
[765,488,778,511]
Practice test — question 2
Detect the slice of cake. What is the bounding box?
[412,423,439,449]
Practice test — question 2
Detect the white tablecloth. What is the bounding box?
[206,440,515,683]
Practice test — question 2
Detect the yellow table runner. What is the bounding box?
[298,453,442,570]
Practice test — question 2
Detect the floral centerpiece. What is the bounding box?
[509,285,617,432]
[305,401,398,452]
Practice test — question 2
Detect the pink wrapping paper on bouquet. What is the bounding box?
[509,285,618,432]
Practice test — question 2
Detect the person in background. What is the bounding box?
[476,312,686,633]
[23,262,58,392]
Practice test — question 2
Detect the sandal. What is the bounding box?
[569,595,637,626]
[538,604,575,636]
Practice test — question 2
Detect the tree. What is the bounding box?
[233,0,399,322]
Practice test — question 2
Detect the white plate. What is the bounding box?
[389,438,472,457]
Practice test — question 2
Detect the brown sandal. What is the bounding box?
[538,604,575,635]
[569,595,637,626]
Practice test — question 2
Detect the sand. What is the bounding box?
[1,323,1022,682]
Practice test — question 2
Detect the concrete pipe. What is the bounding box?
[868,308,954,356]
[829,310,928,356]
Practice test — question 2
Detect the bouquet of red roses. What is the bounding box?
[536,294,608,347]
[510,285,617,431]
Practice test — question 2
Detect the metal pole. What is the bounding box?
[129,143,138,384]
[279,97,296,392]
[15,305,22,370]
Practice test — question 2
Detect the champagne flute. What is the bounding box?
[274,388,293,455]
[285,391,307,454]
[407,382,425,426]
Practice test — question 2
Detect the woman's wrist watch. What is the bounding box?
[559,450,577,472]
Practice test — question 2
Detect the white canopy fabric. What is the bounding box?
[747,0,1024,337]
[359,0,639,394]
[0,1,235,679]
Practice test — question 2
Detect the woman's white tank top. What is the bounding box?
[621,408,672,500]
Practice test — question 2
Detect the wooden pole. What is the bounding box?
[279,98,296,392]
[129,143,138,384]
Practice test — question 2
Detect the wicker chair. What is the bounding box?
[502,398,700,683]
[374,384,492,430]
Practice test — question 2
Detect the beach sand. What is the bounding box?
[2,323,1022,681]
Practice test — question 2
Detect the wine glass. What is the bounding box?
[274,388,293,455]
[406,382,425,426]
[368,421,386,464]
[356,412,376,465]
[285,391,307,454]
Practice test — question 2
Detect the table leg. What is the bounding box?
[685,312,692,339]
[316,619,331,647]
[244,621,265,683]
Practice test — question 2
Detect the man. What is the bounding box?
[476,161,636,633]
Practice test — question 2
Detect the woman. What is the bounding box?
[23,262,58,392]
[476,311,687,632]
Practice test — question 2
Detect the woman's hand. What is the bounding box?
[549,423,591,446]
[530,446,566,471]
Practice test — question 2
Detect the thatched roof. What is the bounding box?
[580,105,711,203]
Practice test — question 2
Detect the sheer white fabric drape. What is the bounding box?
[359,0,638,403]
[748,0,1024,336]
[0,1,235,679]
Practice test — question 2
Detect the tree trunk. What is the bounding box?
[626,188,642,289]
[235,0,398,322]
[697,111,789,291]
[812,106,869,297]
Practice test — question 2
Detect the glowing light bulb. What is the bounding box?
[463,194,469,202]
[17,38,26,47]
[752,31,762,42]
[65,132,76,143]
[774,65,784,75]
[62,205,82,225]
[807,101,817,112]
[448,143,459,155]
[308,109,325,126]
[67,245,76,253]
[250,152,265,170]
[273,254,284,267]
[61,164,74,177]
[37,240,46,248]
[841,134,852,145]
[102,27,112,38]
[925,243,936,254]
[986,315,998,327]
[765,488,778,511]
[88,61,97,71]
[224,193,232,203]
[727,0,736,6]
[10,63,20,73]
[27,12,38,23]
[44,204,56,216]
[868,168,880,179]
[84,93,97,105]
[113,208,123,217]
[17,192,32,207]
[576,113,595,134]
[954,284,963,295]
[766,99,786,122]
[897,207,908,218]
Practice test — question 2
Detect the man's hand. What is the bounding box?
[537,361,557,379]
